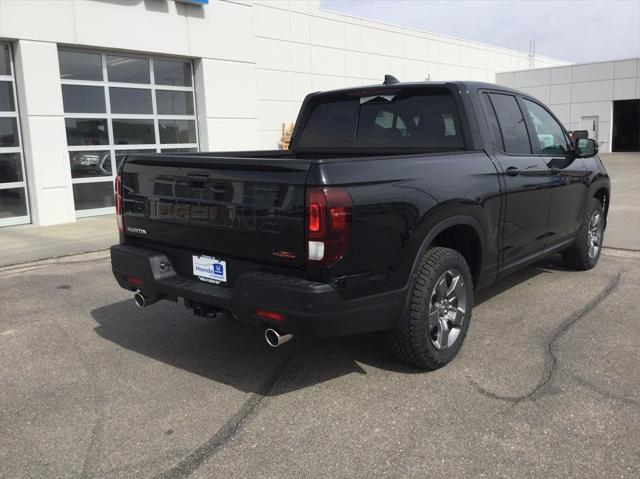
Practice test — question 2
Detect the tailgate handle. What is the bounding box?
[187,173,209,189]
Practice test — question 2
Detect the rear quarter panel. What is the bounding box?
[311,152,502,299]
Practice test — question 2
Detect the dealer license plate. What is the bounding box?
[193,255,227,284]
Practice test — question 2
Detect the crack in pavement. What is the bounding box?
[153,353,294,479]
[468,270,624,405]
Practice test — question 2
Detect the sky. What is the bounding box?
[320,0,640,64]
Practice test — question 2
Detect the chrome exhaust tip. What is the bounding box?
[264,328,293,348]
[134,291,146,308]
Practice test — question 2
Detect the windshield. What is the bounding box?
[296,89,465,150]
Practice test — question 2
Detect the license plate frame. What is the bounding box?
[192,255,227,284]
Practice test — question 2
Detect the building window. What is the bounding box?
[59,49,198,216]
[0,42,30,227]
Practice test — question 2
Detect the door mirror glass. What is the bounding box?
[576,138,597,158]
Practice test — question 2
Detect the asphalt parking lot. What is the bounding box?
[1,153,639,478]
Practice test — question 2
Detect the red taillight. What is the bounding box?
[306,187,352,267]
[115,175,123,233]
[256,309,285,321]
[127,276,143,287]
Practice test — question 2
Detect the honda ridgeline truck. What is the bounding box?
[110,78,610,369]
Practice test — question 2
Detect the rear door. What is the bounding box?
[480,91,552,270]
[121,154,311,269]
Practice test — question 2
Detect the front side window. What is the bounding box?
[59,49,198,215]
[488,93,531,155]
[522,99,570,155]
[296,89,464,150]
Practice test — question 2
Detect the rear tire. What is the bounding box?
[561,197,604,270]
[390,247,474,370]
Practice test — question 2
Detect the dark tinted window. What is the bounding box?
[480,92,503,151]
[61,85,106,113]
[72,181,114,210]
[154,60,192,86]
[107,56,150,84]
[0,81,15,111]
[488,93,531,154]
[159,120,197,144]
[0,153,23,183]
[296,89,464,150]
[109,87,153,114]
[0,117,20,147]
[0,187,28,218]
[156,90,194,115]
[65,118,109,146]
[112,119,155,144]
[58,51,103,81]
[0,44,11,76]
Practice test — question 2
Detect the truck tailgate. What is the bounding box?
[121,155,311,268]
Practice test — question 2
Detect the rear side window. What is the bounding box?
[296,89,465,150]
[488,93,532,154]
[480,92,504,151]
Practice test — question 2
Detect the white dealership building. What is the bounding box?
[0,0,626,228]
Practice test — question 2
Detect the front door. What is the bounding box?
[524,98,588,246]
[480,92,552,271]
[581,116,598,142]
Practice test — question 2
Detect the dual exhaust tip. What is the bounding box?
[134,290,157,309]
[264,328,293,348]
[134,292,293,347]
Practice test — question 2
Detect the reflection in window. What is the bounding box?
[156,90,194,115]
[65,118,109,146]
[72,181,115,210]
[159,120,196,144]
[113,119,155,144]
[58,51,103,81]
[0,118,20,148]
[522,99,569,155]
[0,188,28,218]
[109,87,153,114]
[114,149,155,170]
[0,44,11,76]
[62,85,106,113]
[154,60,192,86]
[68,151,112,179]
[107,56,150,84]
[0,153,24,183]
[0,81,15,111]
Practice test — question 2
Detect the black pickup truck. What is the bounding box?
[111,78,610,369]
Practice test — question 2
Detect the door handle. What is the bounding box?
[505,166,521,176]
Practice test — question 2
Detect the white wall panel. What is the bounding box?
[188,1,254,62]
[256,69,293,101]
[514,68,551,88]
[292,72,313,101]
[206,118,261,151]
[495,72,514,88]
[550,66,572,84]
[569,101,613,124]
[254,4,290,41]
[290,43,311,73]
[290,12,310,43]
[571,62,614,82]
[311,46,345,76]
[550,84,571,104]
[613,78,637,100]
[405,35,427,61]
[310,16,344,49]
[520,85,550,104]
[361,27,390,55]
[344,50,363,78]
[571,80,614,103]
[614,59,638,79]
[0,0,76,44]
[549,103,570,124]
[201,60,258,118]
[256,37,291,71]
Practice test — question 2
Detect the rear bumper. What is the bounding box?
[110,244,404,338]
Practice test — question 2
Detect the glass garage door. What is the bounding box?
[58,49,198,217]
[0,42,30,227]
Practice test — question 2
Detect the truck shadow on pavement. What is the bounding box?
[90,255,566,396]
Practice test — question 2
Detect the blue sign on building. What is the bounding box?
[175,0,209,5]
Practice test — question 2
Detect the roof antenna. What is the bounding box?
[383,74,400,85]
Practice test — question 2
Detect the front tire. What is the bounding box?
[562,197,604,270]
[390,247,474,369]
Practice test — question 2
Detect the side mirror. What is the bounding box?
[575,138,598,158]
